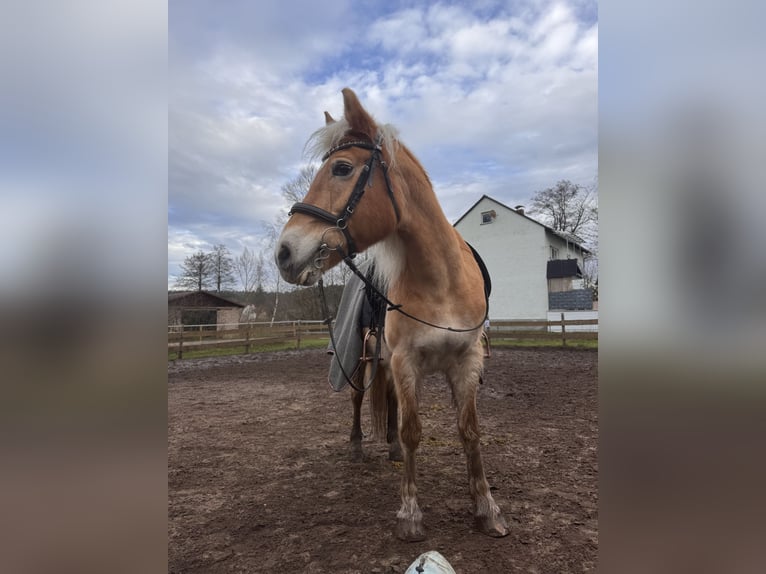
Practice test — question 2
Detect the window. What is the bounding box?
[550,246,559,260]
[481,210,496,224]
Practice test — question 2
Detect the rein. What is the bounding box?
[294,134,490,392]
[339,250,489,333]
[317,246,489,392]
[318,274,384,393]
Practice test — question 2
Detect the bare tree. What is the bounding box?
[208,244,236,292]
[261,165,320,321]
[282,164,318,205]
[530,179,599,292]
[272,164,318,230]
[529,180,598,244]
[264,223,283,325]
[582,256,599,291]
[174,251,214,291]
[255,250,269,293]
[234,246,260,293]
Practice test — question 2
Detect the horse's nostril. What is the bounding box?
[277,244,291,268]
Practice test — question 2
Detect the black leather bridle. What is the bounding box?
[291,133,489,336]
[288,135,400,258]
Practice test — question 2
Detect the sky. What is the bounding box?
[169,0,598,288]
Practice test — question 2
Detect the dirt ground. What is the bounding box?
[168,347,597,573]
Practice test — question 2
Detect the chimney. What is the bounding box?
[514,205,525,216]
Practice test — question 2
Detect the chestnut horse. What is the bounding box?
[275,88,508,541]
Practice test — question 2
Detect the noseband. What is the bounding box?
[288,135,401,258]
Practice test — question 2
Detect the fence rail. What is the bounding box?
[168,314,597,359]
[167,320,330,359]
[488,315,598,347]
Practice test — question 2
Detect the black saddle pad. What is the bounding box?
[465,241,491,299]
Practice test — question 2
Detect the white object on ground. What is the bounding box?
[403,551,457,574]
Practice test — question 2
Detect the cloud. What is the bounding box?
[169,0,597,287]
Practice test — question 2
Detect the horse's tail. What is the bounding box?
[361,329,391,442]
[368,360,389,441]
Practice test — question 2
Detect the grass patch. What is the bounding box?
[169,335,597,361]
[169,338,329,361]
[491,337,598,349]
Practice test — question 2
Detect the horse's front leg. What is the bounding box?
[391,353,425,541]
[385,368,403,462]
[449,352,509,537]
[349,386,364,462]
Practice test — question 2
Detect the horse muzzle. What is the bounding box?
[275,235,324,286]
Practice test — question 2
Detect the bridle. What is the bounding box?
[288,133,488,340]
[287,135,399,393]
[288,134,400,260]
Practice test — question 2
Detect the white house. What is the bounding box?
[454,195,593,320]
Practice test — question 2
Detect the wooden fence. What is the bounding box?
[487,314,598,347]
[168,314,597,359]
[167,320,330,360]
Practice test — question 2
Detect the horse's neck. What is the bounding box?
[388,165,463,293]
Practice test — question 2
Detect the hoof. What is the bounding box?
[396,517,426,542]
[388,442,403,462]
[475,513,510,538]
[350,444,363,463]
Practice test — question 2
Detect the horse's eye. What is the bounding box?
[332,162,354,177]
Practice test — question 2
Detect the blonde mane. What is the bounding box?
[304,118,400,167]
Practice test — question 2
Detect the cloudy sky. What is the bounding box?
[169,0,598,288]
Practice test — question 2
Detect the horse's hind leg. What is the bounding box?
[386,370,403,462]
[391,353,425,541]
[350,387,364,462]
[448,354,509,538]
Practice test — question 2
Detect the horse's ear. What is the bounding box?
[324,111,336,125]
[342,88,376,139]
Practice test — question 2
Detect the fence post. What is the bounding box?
[295,320,302,350]
[561,312,567,347]
[245,323,251,354]
[178,327,184,360]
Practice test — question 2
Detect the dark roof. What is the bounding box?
[168,291,245,308]
[547,259,583,279]
[453,194,592,255]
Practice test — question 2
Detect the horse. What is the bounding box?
[275,87,508,541]
[240,304,258,323]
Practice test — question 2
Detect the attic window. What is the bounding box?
[481,210,496,224]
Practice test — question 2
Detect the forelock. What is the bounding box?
[304,119,400,166]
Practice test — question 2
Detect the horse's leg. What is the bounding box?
[386,372,403,462]
[448,354,509,537]
[349,385,364,462]
[391,353,425,541]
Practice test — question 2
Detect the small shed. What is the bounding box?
[168,291,245,330]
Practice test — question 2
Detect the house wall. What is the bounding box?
[546,233,586,268]
[455,197,550,320]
